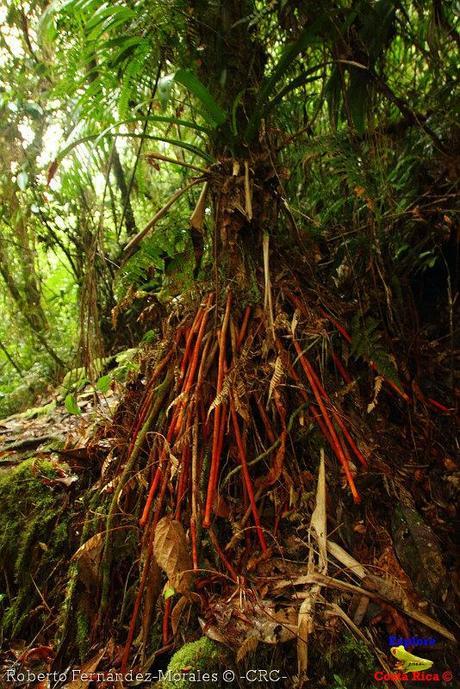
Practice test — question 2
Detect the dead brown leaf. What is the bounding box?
[153,517,193,594]
[171,595,190,637]
[71,532,104,589]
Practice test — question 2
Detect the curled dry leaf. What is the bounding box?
[252,601,297,643]
[71,532,104,589]
[199,617,229,645]
[171,595,190,637]
[153,517,193,594]
[19,645,54,664]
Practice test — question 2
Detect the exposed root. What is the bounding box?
[86,278,456,671]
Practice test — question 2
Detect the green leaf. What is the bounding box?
[98,114,209,138]
[164,585,175,600]
[142,330,156,343]
[57,130,212,167]
[65,393,81,416]
[96,374,111,393]
[332,675,348,689]
[173,69,226,127]
[108,37,144,67]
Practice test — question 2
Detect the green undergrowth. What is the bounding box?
[324,631,379,689]
[60,348,139,395]
[0,457,75,641]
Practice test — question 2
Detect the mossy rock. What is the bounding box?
[0,457,74,639]
[0,367,50,419]
[155,637,227,689]
[0,383,36,418]
[19,400,57,419]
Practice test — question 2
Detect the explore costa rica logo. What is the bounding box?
[373,645,454,684]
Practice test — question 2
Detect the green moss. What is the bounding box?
[0,459,55,561]
[158,637,226,689]
[55,562,79,649]
[323,632,379,689]
[0,458,72,639]
[76,599,91,660]
[19,400,57,419]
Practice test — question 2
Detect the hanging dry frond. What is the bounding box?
[233,388,250,423]
[268,355,284,403]
[190,181,209,230]
[207,371,232,417]
[166,390,189,417]
[263,233,275,339]
[367,374,384,413]
[291,308,300,336]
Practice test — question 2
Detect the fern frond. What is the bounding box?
[351,315,401,386]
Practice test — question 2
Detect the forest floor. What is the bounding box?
[0,343,458,689]
[0,391,112,460]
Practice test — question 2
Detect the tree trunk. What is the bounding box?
[189,0,266,148]
[188,0,278,286]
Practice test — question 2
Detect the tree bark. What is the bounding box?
[111,145,137,237]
